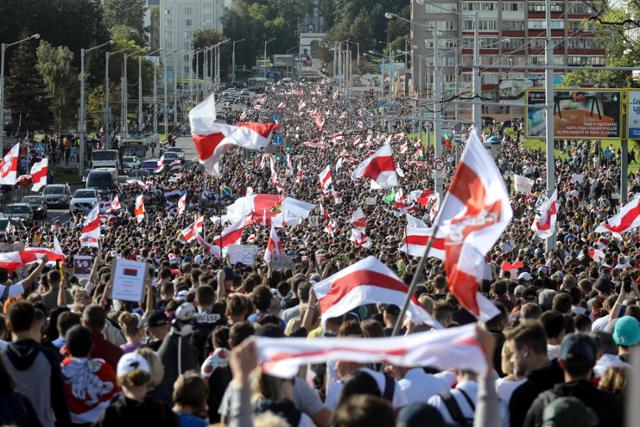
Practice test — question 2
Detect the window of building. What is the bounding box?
[166,19,173,27]
[502,20,525,31]
[184,31,192,39]
[184,7,192,14]
[424,2,458,13]
[484,74,500,84]
[566,37,601,49]
[568,56,604,65]
[503,38,524,49]
[184,43,190,50]
[462,2,496,11]
[184,66,189,74]
[426,20,457,30]
[502,2,524,12]
[480,56,494,65]
[528,2,563,12]
[530,56,546,64]
[463,19,497,31]
[185,19,192,26]
[529,38,545,49]
[568,3,594,13]
[426,39,457,48]
[528,20,564,29]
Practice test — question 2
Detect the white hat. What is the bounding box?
[117,352,150,377]
[518,272,533,281]
[175,290,188,302]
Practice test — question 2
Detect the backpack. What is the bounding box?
[439,389,475,427]
[255,399,302,427]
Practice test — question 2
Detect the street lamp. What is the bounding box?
[232,39,245,85]
[121,48,145,138]
[143,48,162,135]
[79,39,114,177]
[263,38,276,78]
[105,46,135,149]
[0,33,40,149]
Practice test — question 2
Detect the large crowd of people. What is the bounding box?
[0,79,638,427]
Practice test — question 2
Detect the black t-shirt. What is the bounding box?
[207,366,232,424]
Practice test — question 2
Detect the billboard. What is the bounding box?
[628,90,640,138]
[525,89,622,139]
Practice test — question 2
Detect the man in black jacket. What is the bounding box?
[524,333,623,427]
[506,321,564,427]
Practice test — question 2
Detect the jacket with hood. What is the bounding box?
[0,339,70,427]
[508,359,564,427]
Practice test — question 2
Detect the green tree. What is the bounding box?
[4,35,52,134]
[102,0,146,37]
[36,42,78,133]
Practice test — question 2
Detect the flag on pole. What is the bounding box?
[134,195,145,223]
[440,131,512,317]
[109,195,122,213]
[177,194,187,216]
[190,94,279,175]
[0,143,20,185]
[30,158,48,192]
[264,226,284,263]
[595,197,640,235]
[312,256,441,327]
[531,190,558,239]
[332,190,342,205]
[399,226,446,259]
[181,216,205,242]
[318,165,332,192]
[351,142,398,189]
[324,219,337,236]
[79,206,101,248]
[513,174,535,194]
[155,156,165,173]
[350,228,372,248]
[210,216,247,258]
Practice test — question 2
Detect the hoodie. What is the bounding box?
[0,339,71,427]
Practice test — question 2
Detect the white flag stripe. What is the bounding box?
[255,323,485,379]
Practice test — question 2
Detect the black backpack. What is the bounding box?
[439,389,475,427]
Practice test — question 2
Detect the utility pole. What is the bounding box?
[472,12,481,132]
[433,31,443,197]
[163,50,168,136]
[79,48,86,175]
[232,39,244,85]
[173,51,178,128]
[138,55,143,133]
[153,59,158,135]
[544,0,556,250]
[104,52,110,148]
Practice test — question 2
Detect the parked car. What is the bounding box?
[70,188,99,215]
[140,159,160,172]
[20,195,47,220]
[42,184,71,208]
[0,218,26,237]
[163,147,185,160]
[129,169,150,179]
[3,203,34,222]
[122,156,141,172]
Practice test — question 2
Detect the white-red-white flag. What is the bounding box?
[351,142,398,189]
[255,323,484,379]
[324,218,337,236]
[409,189,434,207]
[350,228,372,249]
[177,194,187,216]
[0,143,20,185]
[0,251,42,272]
[335,157,344,171]
[181,215,205,242]
[109,195,122,213]
[210,216,247,258]
[440,131,512,318]
[531,190,558,240]
[190,94,279,176]
[428,192,440,221]
[350,207,367,230]
[595,196,640,235]
[30,158,48,192]
[264,226,284,263]
[155,156,165,173]
[313,256,441,327]
[332,190,342,205]
[79,206,101,248]
[134,195,145,223]
[399,226,446,260]
[330,133,344,143]
[318,165,332,192]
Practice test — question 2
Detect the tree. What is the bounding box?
[4,35,52,135]
[102,0,146,37]
[36,42,78,133]
[192,29,229,77]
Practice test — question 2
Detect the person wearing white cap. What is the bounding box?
[95,352,179,427]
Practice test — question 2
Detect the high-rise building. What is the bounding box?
[159,0,226,80]
[411,0,604,116]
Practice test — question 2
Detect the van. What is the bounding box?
[86,168,118,195]
[91,149,120,170]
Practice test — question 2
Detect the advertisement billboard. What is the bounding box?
[525,89,622,139]
[628,90,640,138]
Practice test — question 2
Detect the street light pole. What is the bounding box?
[138,55,143,133]
[433,31,443,197]
[163,50,168,137]
[232,39,245,85]
[544,0,556,250]
[173,51,177,128]
[0,33,40,150]
[264,38,275,78]
[80,39,113,177]
[472,12,481,131]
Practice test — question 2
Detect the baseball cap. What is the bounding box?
[559,333,597,366]
[613,316,640,346]
[145,310,168,328]
[117,352,150,377]
[542,396,598,427]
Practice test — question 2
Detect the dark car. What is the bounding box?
[21,195,47,220]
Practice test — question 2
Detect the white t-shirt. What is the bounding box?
[398,368,450,404]
[495,377,526,403]
[325,368,408,410]
[591,315,610,332]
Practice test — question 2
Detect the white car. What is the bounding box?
[164,147,185,160]
[122,156,141,171]
[70,188,99,215]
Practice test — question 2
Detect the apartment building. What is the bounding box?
[159,0,226,81]
[411,0,605,114]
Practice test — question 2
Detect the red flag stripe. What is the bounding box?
[447,162,487,217]
[604,201,640,233]
[362,155,395,181]
[405,235,446,250]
